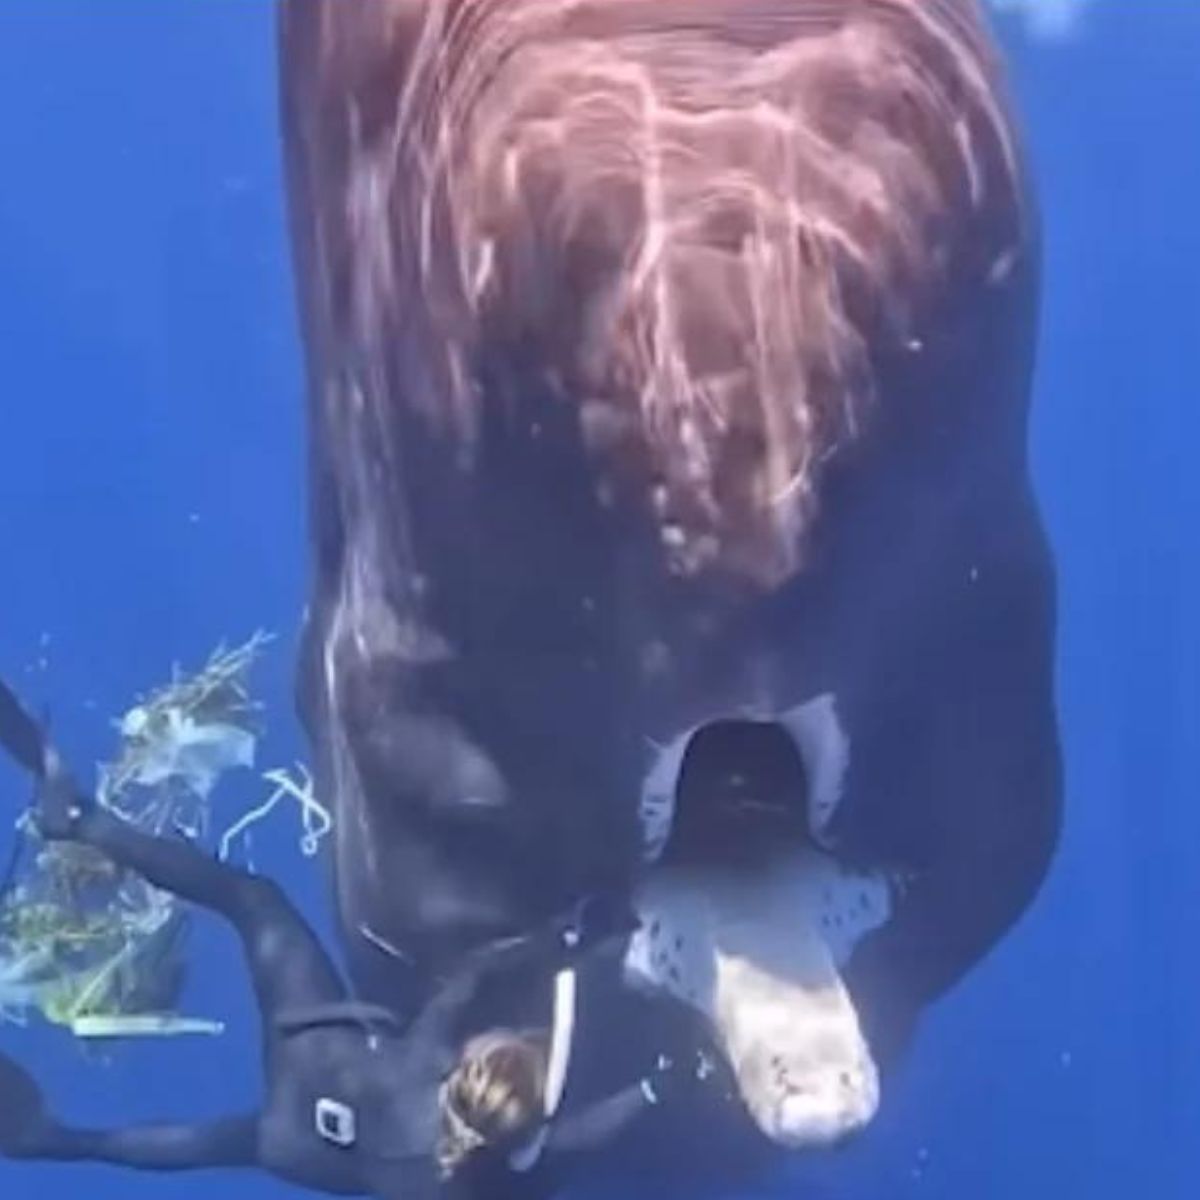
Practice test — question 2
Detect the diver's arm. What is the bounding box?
[540,1081,656,1156]
[407,932,536,1048]
[539,1048,706,1161]
[504,1080,658,1180]
[415,896,636,1046]
[17,1114,260,1172]
[450,894,639,1002]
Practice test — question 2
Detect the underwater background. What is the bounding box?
[0,2,1195,1198]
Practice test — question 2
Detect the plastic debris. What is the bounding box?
[0,632,314,1041]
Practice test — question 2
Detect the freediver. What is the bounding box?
[0,675,691,1198]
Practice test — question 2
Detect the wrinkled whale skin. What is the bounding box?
[278,0,1060,1185]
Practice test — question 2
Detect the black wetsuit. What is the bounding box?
[451,1075,669,1200]
[0,677,636,1200]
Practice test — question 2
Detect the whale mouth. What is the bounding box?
[629,694,893,1150]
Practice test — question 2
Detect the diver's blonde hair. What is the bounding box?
[438,1029,549,1178]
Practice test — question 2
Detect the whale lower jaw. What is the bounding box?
[714,948,879,1147]
[623,848,890,1150]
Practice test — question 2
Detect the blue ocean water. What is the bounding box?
[0,3,1195,1199]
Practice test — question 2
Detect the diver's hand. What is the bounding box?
[641,1048,713,1107]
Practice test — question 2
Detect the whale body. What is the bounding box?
[278,0,1060,1184]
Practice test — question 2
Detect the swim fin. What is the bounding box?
[0,675,89,836]
[0,677,47,779]
[0,1051,47,1157]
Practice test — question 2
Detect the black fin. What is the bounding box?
[0,1052,46,1156]
[0,677,47,778]
[0,676,90,837]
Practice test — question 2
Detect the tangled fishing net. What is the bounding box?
[0,632,330,1040]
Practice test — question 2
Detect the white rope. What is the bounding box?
[218,762,332,862]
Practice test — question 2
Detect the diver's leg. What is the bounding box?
[0,1049,258,1171]
[67,806,346,1018]
[15,1116,260,1172]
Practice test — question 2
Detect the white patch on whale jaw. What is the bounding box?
[776,693,849,851]
[624,851,891,1149]
[638,726,694,865]
[630,694,892,1149]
